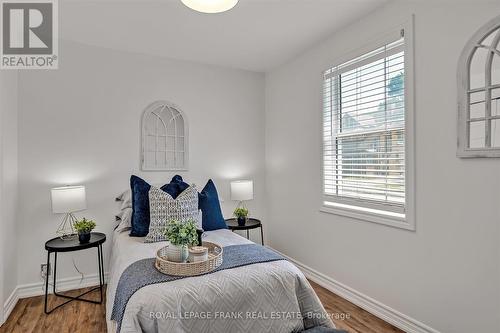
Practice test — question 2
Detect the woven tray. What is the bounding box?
[155,241,223,277]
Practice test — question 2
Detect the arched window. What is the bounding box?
[141,101,188,170]
[458,15,500,157]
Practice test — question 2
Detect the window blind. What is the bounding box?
[323,37,406,214]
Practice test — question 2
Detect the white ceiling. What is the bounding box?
[60,0,388,72]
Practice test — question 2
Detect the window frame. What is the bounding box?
[457,14,500,158]
[320,18,415,231]
[141,100,189,171]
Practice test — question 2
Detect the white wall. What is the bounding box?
[265,2,500,333]
[0,70,19,322]
[17,41,265,287]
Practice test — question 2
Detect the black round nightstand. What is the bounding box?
[44,232,106,314]
[225,218,264,245]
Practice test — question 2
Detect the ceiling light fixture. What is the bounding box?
[181,0,239,14]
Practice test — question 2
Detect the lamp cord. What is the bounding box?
[72,257,85,284]
[41,257,85,293]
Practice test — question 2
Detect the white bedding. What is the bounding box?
[106,229,334,333]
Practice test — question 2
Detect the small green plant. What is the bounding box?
[233,207,249,219]
[164,220,198,246]
[73,218,96,234]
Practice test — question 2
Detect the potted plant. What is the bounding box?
[164,219,198,263]
[233,207,249,226]
[73,218,96,244]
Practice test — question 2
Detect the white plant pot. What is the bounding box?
[167,244,188,263]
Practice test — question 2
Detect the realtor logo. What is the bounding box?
[1,0,58,69]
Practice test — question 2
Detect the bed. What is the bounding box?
[106,228,334,333]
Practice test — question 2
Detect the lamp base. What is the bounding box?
[57,213,78,240]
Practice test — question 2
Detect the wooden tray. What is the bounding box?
[155,241,223,277]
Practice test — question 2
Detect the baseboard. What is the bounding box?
[17,272,109,299]
[270,248,440,333]
[2,273,108,325]
[3,288,19,326]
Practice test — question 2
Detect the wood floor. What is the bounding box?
[0,282,402,333]
[308,281,403,333]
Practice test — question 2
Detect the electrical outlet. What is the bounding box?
[41,263,50,279]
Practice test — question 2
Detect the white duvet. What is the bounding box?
[106,229,334,333]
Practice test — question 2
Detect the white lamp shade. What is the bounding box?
[51,186,87,213]
[181,0,238,13]
[230,180,253,201]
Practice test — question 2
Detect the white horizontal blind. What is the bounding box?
[323,37,406,214]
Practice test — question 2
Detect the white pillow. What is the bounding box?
[115,208,132,232]
[145,185,199,243]
[116,190,132,210]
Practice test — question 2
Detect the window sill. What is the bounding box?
[319,204,415,231]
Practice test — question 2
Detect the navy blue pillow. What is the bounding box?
[198,179,227,231]
[163,175,189,199]
[129,175,189,237]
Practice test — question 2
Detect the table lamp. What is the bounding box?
[51,185,87,240]
[230,180,253,209]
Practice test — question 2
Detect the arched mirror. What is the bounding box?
[458,15,500,157]
[141,101,189,170]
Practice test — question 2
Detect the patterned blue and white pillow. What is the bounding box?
[145,185,199,243]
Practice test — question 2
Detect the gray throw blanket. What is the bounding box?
[111,244,285,332]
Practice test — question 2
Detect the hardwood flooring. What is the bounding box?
[308,281,403,333]
[0,282,403,333]
[0,287,106,333]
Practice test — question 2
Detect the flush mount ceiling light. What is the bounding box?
[181,0,239,14]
